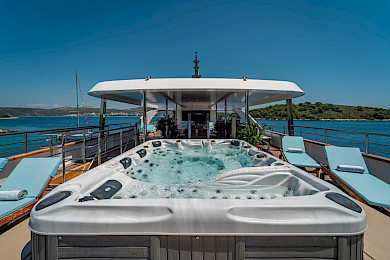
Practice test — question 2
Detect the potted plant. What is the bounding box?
[236,121,270,151]
[156,117,178,138]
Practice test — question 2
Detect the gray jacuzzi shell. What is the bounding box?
[29,139,367,236]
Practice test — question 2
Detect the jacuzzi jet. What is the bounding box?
[178,188,184,193]
[236,196,240,199]
[137,170,142,173]
[216,190,221,194]
[145,160,149,163]
[250,190,256,194]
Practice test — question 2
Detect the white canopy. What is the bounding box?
[88,78,304,109]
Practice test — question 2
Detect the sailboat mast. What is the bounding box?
[75,69,80,127]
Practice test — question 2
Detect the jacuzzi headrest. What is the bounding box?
[120,157,132,169]
[152,141,162,147]
[136,149,147,158]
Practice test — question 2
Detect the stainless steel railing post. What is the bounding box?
[120,128,123,154]
[325,129,328,144]
[49,135,53,156]
[105,129,107,155]
[24,133,27,153]
[134,125,138,146]
[365,134,369,154]
[62,134,66,183]
[82,133,86,165]
[98,131,102,165]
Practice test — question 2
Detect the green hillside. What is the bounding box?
[1,102,389,120]
[250,102,390,120]
[0,107,144,117]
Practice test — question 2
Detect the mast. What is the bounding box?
[75,69,80,127]
[192,52,201,78]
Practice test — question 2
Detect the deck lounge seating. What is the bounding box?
[0,158,8,172]
[324,146,390,208]
[281,136,321,177]
[0,158,62,228]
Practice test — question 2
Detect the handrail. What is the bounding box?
[0,122,136,159]
[259,122,390,158]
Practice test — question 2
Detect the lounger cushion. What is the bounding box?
[0,158,8,172]
[282,136,320,168]
[324,146,390,208]
[0,197,36,219]
[283,151,321,168]
[282,136,306,152]
[0,158,62,198]
[330,170,390,208]
[337,165,365,174]
[325,146,369,174]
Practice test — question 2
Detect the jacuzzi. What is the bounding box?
[29,139,366,260]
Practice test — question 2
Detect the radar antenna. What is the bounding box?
[192,52,201,78]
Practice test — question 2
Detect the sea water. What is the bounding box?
[0,117,389,158]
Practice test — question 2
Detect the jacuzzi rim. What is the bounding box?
[28,226,367,237]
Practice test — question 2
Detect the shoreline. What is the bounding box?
[0,117,18,119]
[1,116,389,122]
[255,118,390,122]
[0,129,18,133]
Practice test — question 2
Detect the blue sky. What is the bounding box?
[1,0,389,109]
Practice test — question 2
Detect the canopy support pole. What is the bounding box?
[165,99,169,119]
[245,91,249,126]
[165,99,169,137]
[175,104,178,123]
[224,98,227,138]
[99,98,106,130]
[188,113,191,139]
[286,99,294,136]
[143,91,147,142]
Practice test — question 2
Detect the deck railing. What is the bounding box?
[0,123,134,157]
[258,122,390,158]
[0,123,138,182]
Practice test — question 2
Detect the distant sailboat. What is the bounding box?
[75,69,89,128]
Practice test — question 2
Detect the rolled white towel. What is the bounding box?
[287,147,303,153]
[0,190,28,201]
[337,165,365,174]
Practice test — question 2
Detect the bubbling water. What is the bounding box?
[126,146,255,185]
[114,182,293,200]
